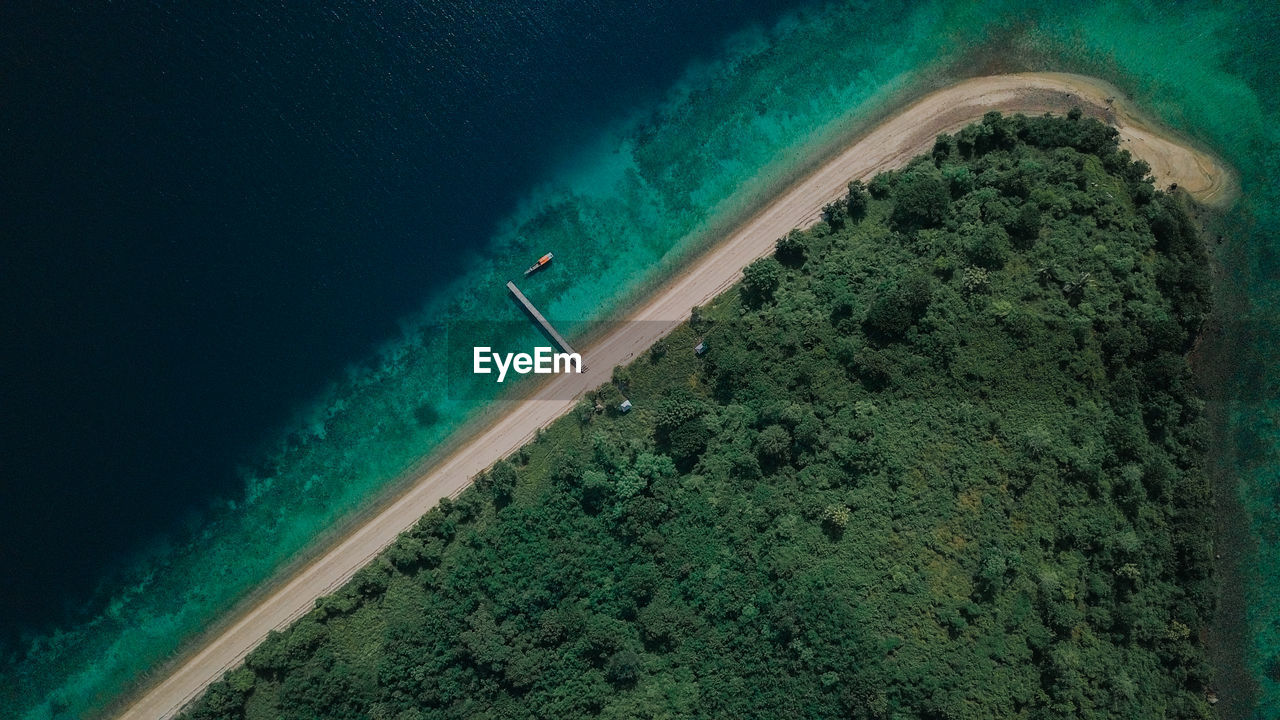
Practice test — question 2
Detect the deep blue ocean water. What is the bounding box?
[0,0,808,648]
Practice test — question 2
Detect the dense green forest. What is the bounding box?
[183,111,1216,719]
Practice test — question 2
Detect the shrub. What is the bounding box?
[864,274,933,341]
[962,266,990,294]
[847,180,870,219]
[776,230,808,266]
[742,256,784,303]
[966,224,1011,269]
[890,167,951,231]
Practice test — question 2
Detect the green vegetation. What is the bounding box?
[183,112,1215,719]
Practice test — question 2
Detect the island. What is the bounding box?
[177,109,1219,719]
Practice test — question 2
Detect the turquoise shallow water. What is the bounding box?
[5,2,1278,718]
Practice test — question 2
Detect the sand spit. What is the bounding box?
[115,72,1233,720]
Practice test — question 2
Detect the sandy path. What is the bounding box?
[115,72,1231,720]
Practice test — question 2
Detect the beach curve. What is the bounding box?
[114,71,1234,720]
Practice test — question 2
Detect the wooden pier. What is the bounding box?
[506,281,577,356]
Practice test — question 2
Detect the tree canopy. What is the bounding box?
[184,112,1216,720]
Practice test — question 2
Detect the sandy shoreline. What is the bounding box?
[113,72,1234,720]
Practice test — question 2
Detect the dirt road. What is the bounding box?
[116,72,1232,720]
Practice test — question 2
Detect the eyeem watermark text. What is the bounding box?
[473,346,582,382]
